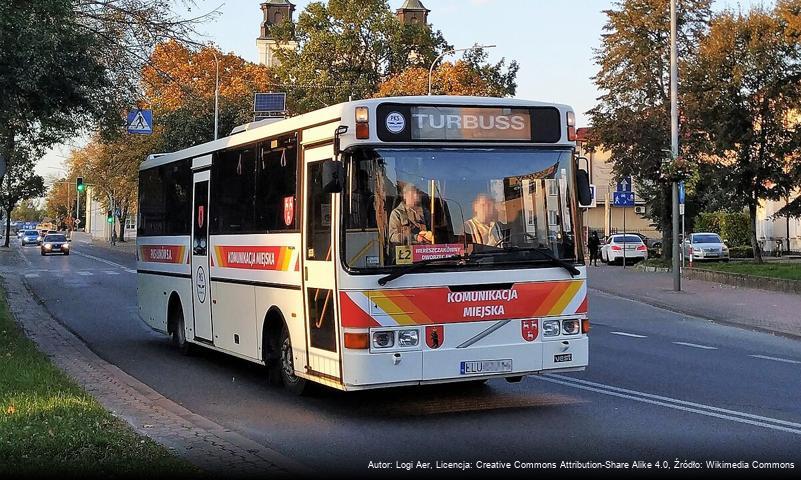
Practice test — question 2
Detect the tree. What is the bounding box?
[376,49,519,98]
[70,0,213,136]
[685,6,801,262]
[65,132,158,242]
[376,62,491,97]
[44,180,76,230]
[268,0,450,113]
[0,0,112,187]
[0,159,45,246]
[11,200,44,223]
[588,0,712,259]
[142,41,275,151]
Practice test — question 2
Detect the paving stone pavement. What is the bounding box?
[1,270,312,478]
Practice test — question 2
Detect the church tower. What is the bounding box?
[257,0,296,67]
[396,0,430,25]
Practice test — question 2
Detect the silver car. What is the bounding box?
[683,232,730,262]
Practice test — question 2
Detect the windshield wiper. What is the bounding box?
[473,246,580,277]
[377,254,466,286]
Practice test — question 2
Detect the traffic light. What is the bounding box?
[107,210,113,224]
[76,177,85,193]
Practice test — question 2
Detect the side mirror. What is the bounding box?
[576,169,592,206]
[322,159,345,194]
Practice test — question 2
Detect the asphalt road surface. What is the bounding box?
[4,239,800,476]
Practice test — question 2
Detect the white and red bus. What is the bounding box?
[137,96,591,393]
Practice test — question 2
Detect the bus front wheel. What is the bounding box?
[170,303,193,356]
[280,326,308,395]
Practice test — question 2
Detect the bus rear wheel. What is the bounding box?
[280,325,307,395]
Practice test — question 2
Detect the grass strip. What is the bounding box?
[696,262,801,281]
[0,286,201,477]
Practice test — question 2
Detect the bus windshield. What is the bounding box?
[343,147,577,270]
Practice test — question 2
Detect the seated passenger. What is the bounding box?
[388,184,432,245]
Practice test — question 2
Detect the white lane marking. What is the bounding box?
[104,270,121,275]
[16,247,33,267]
[673,341,718,350]
[749,354,801,365]
[539,374,801,435]
[24,273,39,278]
[71,250,134,273]
[610,331,647,338]
[77,271,93,276]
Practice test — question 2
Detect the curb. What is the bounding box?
[686,267,801,295]
[0,270,314,478]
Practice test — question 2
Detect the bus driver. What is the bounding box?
[464,194,504,246]
[388,183,433,245]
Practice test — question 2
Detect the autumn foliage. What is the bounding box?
[143,40,273,114]
[375,62,491,97]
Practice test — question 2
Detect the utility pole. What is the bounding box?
[670,0,681,291]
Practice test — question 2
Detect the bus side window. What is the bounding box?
[306,162,332,261]
[256,143,298,231]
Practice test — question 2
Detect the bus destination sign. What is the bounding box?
[377,104,562,143]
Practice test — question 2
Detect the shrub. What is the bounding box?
[728,245,754,258]
[692,211,750,247]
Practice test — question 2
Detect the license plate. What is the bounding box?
[554,353,573,363]
[460,359,512,375]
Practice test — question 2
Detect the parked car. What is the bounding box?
[683,232,729,262]
[601,233,649,265]
[20,230,41,246]
[40,234,70,256]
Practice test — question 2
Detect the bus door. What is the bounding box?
[301,145,341,381]
[191,170,213,342]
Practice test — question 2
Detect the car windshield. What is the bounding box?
[612,235,643,243]
[44,235,67,242]
[343,147,577,270]
[25,231,38,235]
[693,234,722,244]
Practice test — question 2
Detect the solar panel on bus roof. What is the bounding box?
[254,93,286,112]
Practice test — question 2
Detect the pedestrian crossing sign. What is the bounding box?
[127,109,153,134]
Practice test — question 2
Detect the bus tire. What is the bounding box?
[280,325,308,395]
[170,298,193,356]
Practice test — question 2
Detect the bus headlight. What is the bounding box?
[372,331,394,349]
[398,329,419,347]
[543,320,561,337]
[562,319,580,335]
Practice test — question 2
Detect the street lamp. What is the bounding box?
[428,44,496,96]
[670,0,681,291]
[210,47,220,140]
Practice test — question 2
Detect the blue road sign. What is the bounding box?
[616,176,632,193]
[127,109,153,135]
[613,191,635,207]
[678,181,685,205]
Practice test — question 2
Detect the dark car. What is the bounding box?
[41,234,70,256]
[21,230,41,246]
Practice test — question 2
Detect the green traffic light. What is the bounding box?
[77,184,85,193]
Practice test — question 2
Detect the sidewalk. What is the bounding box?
[70,231,136,255]
[0,248,309,477]
[587,265,801,339]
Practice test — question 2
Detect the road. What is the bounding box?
[3,238,800,475]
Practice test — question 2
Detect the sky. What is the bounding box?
[36,0,772,179]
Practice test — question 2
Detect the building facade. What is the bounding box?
[757,193,801,253]
[576,128,660,241]
[257,0,297,68]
